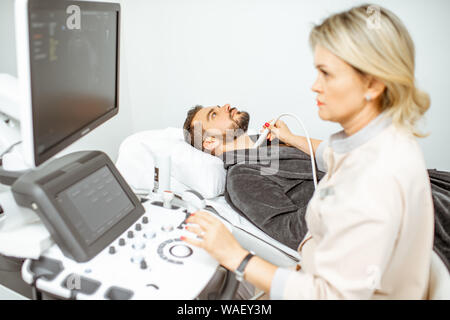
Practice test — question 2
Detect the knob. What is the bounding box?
[135,223,142,231]
[142,216,149,224]
[118,238,125,246]
[109,246,116,254]
[161,224,174,232]
[144,230,156,239]
[132,241,146,250]
[169,244,193,258]
[140,260,148,270]
[131,255,144,264]
[127,231,134,239]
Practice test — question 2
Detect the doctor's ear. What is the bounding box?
[203,136,220,153]
[365,76,386,102]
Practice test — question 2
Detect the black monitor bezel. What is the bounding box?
[27,0,121,167]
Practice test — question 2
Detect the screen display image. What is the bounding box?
[28,6,118,159]
[56,166,135,245]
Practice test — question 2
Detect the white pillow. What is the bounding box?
[115,127,226,199]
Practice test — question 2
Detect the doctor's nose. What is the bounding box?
[311,76,322,94]
[222,104,231,112]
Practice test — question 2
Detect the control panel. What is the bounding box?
[21,192,221,300]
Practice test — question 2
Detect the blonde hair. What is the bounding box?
[309,4,430,137]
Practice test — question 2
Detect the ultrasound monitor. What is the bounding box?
[15,0,120,168]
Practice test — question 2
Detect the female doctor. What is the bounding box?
[182,4,434,299]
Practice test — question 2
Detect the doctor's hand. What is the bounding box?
[181,211,249,272]
[262,119,294,145]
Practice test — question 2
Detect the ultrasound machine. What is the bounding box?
[0,0,241,300]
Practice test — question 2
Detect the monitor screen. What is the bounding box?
[56,165,135,245]
[26,0,120,166]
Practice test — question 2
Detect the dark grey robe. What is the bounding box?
[220,137,325,250]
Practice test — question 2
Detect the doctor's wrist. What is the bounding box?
[281,132,296,146]
[224,248,250,273]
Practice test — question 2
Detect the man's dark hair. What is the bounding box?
[183,105,204,150]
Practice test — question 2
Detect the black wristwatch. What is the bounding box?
[235,252,255,282]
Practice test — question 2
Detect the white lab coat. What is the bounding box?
[270,113,434,299]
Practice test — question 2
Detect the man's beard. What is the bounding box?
[225,110,250,142]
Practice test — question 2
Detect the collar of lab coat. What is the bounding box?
[328,111,392,154]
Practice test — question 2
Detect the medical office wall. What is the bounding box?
[122,0,450,171]
[0,0,134,162]
[1,0,448,171]
[0,1,17,77]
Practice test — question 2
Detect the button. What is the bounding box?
[31,203,38,210]
[132,241,146,250]
[131,255,144,264]
[161,224,174,232]
[140,260,148,270]
[127,231,134,239]
[109,246,116,254]
[142,217,149,224]
[135,223,142,231]
[118,238,125,246]
[143,230,156,239]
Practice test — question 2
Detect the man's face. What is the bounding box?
[192,104,250,137]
